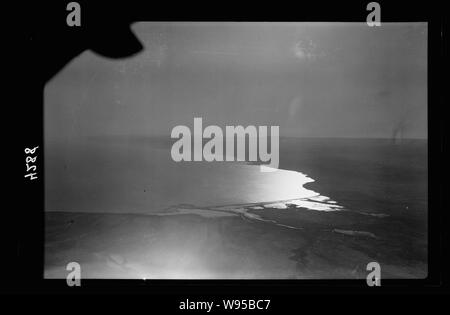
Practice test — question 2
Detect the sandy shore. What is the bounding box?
[45,201,427,279]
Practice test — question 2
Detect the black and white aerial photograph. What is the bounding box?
[42,21,429,280]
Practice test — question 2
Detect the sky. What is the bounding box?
[45,22,427,141]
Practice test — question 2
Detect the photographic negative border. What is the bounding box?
[8,1,446,297]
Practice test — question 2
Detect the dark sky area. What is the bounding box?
[45,22,427,141]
